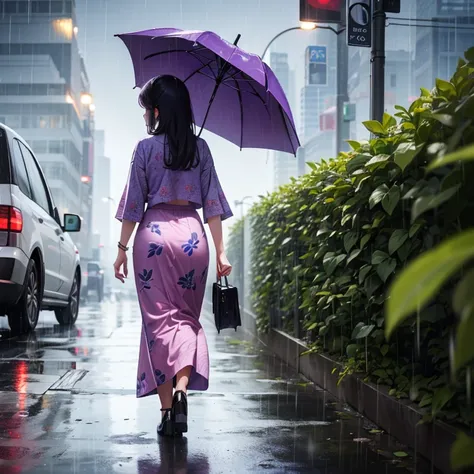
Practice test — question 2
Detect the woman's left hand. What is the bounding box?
[114,250,128,283]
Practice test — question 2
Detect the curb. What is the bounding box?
[261,327,459,474]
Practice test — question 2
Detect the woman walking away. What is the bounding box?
[113,75,233,437]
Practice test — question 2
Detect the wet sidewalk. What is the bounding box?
[0,299,437,473]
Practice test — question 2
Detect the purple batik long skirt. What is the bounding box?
[133,203,210,398]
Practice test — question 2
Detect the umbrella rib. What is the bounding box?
[232,77,244,151]
[144,46,205,61]
[184,59,217,83]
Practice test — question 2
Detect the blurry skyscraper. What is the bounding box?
[270,52,298,188]
[0,0,95,259]
[415,0,474,93]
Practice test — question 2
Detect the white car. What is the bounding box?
[0,124,82,333]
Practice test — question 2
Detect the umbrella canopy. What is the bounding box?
[115,28,300,155]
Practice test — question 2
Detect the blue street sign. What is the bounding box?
[308,46,327,64]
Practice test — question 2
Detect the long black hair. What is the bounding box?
[138,75,199,170]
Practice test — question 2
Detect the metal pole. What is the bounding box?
[370,0,386,121]
[336,1,349,155]
[240,203,245,318]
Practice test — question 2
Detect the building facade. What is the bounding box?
[270,52,299,188]
[91,130,113,275]
[0,0,95,259]
[414,0,474,94]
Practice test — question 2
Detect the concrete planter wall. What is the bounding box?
[262,328,459,474]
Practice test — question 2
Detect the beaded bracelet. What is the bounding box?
[118,242,129,252]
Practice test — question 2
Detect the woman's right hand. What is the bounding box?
[217,252,232,277]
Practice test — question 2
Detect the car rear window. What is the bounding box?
[0,127,11,184]
[88,263,100,272]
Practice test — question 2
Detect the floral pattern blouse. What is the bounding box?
[115,135,233,224]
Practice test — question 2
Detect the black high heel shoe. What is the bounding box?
[172,390,188,434]
[157,408,174,437]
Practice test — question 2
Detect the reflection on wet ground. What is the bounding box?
[0,298,439,473]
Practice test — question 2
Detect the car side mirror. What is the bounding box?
[63,214,81,232]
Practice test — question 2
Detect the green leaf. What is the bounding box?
[409,222,423,238]
[366,154,390,169]
[307,322,318,330]
[346,153,372,174]
[377,258,397,283]
[419,393,432,408]
[359,265,372,284]
[363,120,386,135]
[411,185,460,221]
[382,185,401,216]
[382,112,397,129]
[344,232,358,253]
[420,87,431,97]
[372,250,389,265]
[281,237,292,246]
[465,46,474,62]
[355,325,374,339]
[431,387,454,417]
[347,248,362,264]
[385,229,474,339]
[360,234,371,249]
[427,143,474,171]
[346,344,358,358]
[453,269,474,316]
[394,142,423,172]
[435,78,457,98]
[323,253,346,276]
[346,140,361,151]
[430,113,455,127]
[451,432,474,471]
[454,308,474,372]
[369,184,389,209]
[393,451,409,458]
[381,344,389,356]
[388,230,409,255]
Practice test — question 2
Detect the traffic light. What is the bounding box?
[300,0,343,24]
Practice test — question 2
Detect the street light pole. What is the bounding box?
[261,23,343,60]
[234,196,252,318]
[336,2,349,155]
[370,0,386,121]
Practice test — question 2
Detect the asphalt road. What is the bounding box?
[0,297,438,473]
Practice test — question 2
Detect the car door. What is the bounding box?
[57,231,76,297]
[17,141,62,295]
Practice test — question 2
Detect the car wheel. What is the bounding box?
[8,259,41,334]
[55,271,80,326]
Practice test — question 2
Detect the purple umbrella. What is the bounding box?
[115,28,300,155]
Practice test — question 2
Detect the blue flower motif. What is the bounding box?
[178,269,196,290]
[146,222,161,235]
[147,243,164,258]
[200,266,208,284]
[139,269,153,290]
[148,339,155,352]
[182,232,200,256]
[155,369,166,386]
[137,372,148,396]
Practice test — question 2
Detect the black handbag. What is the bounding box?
[212,277,241,334]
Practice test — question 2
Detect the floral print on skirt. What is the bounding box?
[133,203,210,398]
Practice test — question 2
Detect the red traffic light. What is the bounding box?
[300,0,342,24]
[308,0,341,11]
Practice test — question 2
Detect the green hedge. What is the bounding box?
[237,48,474,468]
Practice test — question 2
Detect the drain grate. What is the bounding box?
[49,369,89,391]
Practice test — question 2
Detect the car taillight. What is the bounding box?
[0,206,23,233]
[83,272,88,277]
